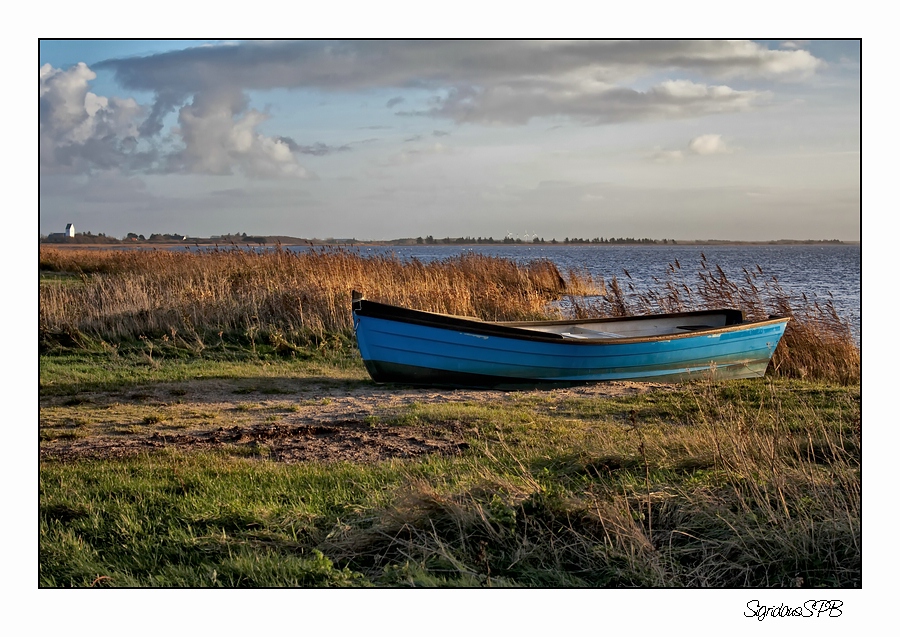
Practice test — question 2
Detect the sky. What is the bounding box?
[37,39,860,242]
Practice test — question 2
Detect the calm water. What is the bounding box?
[308,243,862,341]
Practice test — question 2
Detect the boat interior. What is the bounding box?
[352,293,751,342]
[509,313,736,339]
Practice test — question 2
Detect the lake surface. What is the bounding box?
[300,243,861,341]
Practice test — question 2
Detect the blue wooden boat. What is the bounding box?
[351,292,789,388]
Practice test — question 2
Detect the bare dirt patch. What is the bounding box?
[39,379,674,464]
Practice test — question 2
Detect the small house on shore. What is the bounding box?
[47,223,76,241]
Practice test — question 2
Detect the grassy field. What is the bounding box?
[38,247,861,588]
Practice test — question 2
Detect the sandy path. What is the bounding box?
[39,378,675,463]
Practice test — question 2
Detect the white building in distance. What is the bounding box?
[46,223,76,241]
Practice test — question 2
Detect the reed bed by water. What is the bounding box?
[39,246,859,384]
[569,254,860,384]
[39,246,591,347]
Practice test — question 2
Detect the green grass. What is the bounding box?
[39,451,427,586]
[40,372,860,587]
[39,271,84,287]
[39,349,368,397]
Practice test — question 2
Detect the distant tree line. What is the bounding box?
[41,231,188,245]
[40,231,849,247]
[39,233,676,246]
[416,236,538,245]
[562,237,672,245]
[413,236,675,245]
[41,231,119,245]
[209,232,271,245]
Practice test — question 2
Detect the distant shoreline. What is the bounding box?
[39,238,859,249]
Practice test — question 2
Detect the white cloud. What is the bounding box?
[648,134,731,164]
[98,40,825,95]
[40,64,308,179]
[406,79,765,125]
[95,40,819,129]
[648,148,685,163]
[40,63,144,172]
[689,134,730,155]
[689,40,822,79]
[171,88,307,178]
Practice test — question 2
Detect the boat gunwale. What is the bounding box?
[352,297,790,346]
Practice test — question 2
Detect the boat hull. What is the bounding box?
[352,298,789,388]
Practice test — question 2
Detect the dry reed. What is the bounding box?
[39,246,589,352]
[39,246,859,384]
[568,254,860,384]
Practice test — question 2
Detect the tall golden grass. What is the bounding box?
[39,246,859,383]
[569,253,860,384]
[39,246,592,350]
